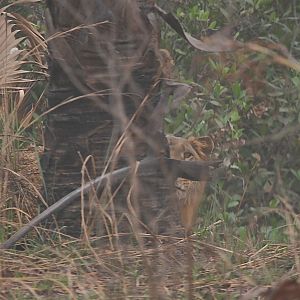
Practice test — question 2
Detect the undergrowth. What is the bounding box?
[0,0,300,299]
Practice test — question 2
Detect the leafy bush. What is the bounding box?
[160,0,300,244]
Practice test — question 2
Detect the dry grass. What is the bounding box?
[1,230,300,299]
[0,145,299,299]
[1,147,298,299]
[1,2,300,300]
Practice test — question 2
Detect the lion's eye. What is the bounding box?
[183,151,193,159]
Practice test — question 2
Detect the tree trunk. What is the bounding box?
[42,0,180,238]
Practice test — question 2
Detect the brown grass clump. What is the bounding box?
[1,236,300,299]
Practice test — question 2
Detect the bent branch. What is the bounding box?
[0,157,221,250]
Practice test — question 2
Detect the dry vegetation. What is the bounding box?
[1,1,300,299]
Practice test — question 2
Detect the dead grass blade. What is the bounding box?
[8,12,47,64]
[0,13,26,90]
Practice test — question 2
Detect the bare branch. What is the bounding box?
[0,157,222,250]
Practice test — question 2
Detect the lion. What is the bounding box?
[167,135,214,233]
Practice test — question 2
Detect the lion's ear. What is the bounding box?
[188,136,214,158]
[166,134,175,146]
[166,134,183,146]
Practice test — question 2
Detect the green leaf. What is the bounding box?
[174,48,187,55]
[210,100,222,107]
[230,110,240,122]
[269,198,280,209]
[292,76,300,88]
[209,21,217,29]
[228,194,240,208]
[232,83,242,99]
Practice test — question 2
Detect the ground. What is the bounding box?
[0,148,300,299]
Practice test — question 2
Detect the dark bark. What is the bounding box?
[42,0,180,237]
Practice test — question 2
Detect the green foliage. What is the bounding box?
[1,2,300,298]
[161,0,300,245]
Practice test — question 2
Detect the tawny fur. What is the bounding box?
[167,135,214,232]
